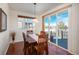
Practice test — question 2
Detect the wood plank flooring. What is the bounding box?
[6,41,72,55]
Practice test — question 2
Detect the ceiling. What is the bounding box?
[9,3,62,16]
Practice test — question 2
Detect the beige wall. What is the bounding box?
[0,3,10,54]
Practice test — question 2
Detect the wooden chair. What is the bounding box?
[35,31,48,55]
[22,32,29,55]
[23,32,37,55]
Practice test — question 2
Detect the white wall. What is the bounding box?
[10,10,42,42]
[0,3,10,54]
[68,4,79,54]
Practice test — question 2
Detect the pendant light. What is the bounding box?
[33,3,38,23]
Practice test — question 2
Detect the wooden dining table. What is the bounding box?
[26,34,38,54]
[26,34,38,45]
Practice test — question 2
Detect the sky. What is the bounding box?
[44,10,69,26]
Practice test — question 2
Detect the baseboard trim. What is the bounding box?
[4,40,11,55]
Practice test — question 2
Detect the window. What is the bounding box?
[44,17,49,32]
[17,17,35,31]
[50,15,57,39]
[44,9,69,49]
[57,10,69,39]
[17,22,22,29]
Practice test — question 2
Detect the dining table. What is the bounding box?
[26,34,39,54]
[26,34,39,49]
[27,34,38,43]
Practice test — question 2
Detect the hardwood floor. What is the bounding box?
[6,41,72,55]
[6,42,24,55]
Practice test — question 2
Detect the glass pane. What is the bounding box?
[17,18,35,31]
[50,15,57,44]
[17,22,22,29]
[44,17,49,32]
[57,10,68,39]
[57,10,69,49]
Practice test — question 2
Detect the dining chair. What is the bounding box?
[22,32,29,55]
[35,31,48,55]
[23,32,37,55]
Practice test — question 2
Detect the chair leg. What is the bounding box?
[23,45,29,55]
[45,45,48,55]
[23,47,26,55]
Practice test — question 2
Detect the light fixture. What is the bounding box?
[33,3,38,23]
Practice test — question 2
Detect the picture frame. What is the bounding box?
[0,8,7,32]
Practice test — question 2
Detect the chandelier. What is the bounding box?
[33,3,38,23]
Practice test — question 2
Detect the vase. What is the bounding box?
[11,32,16,44]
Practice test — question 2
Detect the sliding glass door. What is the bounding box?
[44,9,69,49]
[57,10,69,49]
